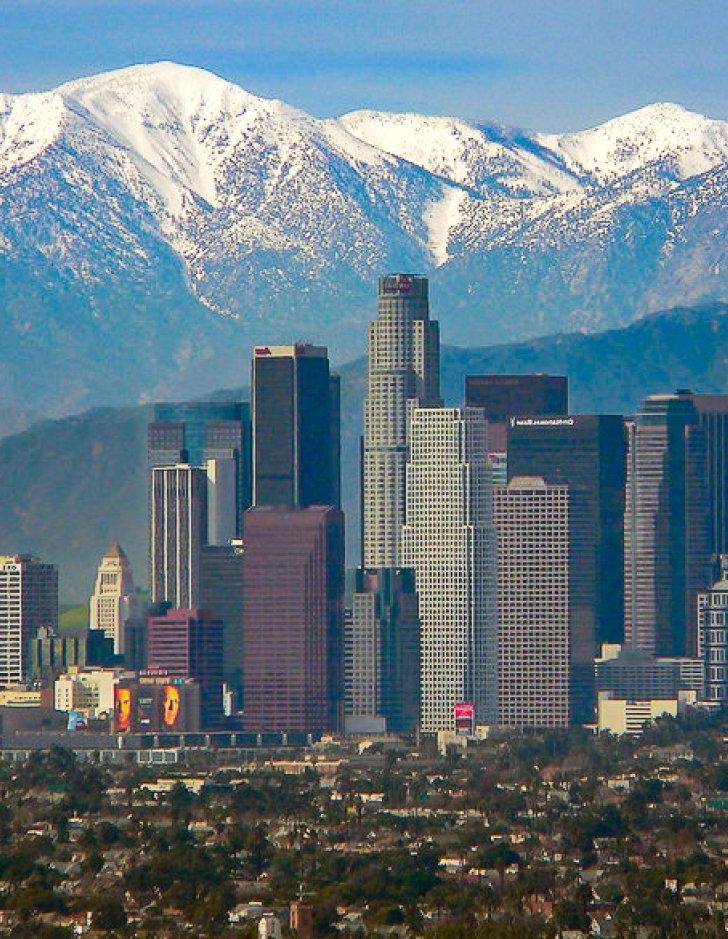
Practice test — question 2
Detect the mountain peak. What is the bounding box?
[538,101,728,181]
[59,60,250,102]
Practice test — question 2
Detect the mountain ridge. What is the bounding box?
[0,300,726,603]
[0,62,726,436]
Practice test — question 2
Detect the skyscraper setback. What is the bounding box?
[251,344,340,509]
[362,274,440,568]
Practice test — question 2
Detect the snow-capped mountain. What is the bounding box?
[0,62,726,431]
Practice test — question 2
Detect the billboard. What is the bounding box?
[454,701,475,737]
[114,686,132,732]
[136,692,154,731]
[162,685,181,728]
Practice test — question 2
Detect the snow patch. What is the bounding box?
[423,185,466,266]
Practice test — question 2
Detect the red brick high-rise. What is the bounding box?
[242,506,344,733]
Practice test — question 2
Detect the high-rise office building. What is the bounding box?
[151,464,207,609]
[697,555,728,705]
[401,407,496,732]
[200,541,244,697]
[507,414,626,665]
[242,506,344,734]
[624,393,711,657]
[149,401,251,542]
[687,395,728,557]
[344,568,420,733]
[465,374,568,452]
[251,344,340,509]
[362,274,440,568]
[0,555,58,685]
[89,543,138,655]
[494,477,571,728]
[146,607,225,728]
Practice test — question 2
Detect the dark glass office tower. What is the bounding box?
[508,414,626,722]
[149,401,251,537]
[465,374,568,451]
[689,394,728,557]
[251,344,340,508]
[624,393,711,657]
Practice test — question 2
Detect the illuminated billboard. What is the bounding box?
[454,701,475,737]
[114,686,132,732]
[162,685,181,728]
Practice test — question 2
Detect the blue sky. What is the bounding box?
[1,0,726,131]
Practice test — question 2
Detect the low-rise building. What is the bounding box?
[54,667,128,718]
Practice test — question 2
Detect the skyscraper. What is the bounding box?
[242,506,344,734]
[151,464,207,609]
[146,607,225,728]
[149,401,251,541]
[688,394,728,557]
[697,555,728,706]
[89,543,137,655]
[624,393,711,657]
[507,414,626,656]
[401,407,496,731]
[251,344,340,509]
[494,477,571,728]
[0,555,58,685]
[362,274,440,568]
[344,568,420,733]
[465,374,568,452]
[200,542,245,697]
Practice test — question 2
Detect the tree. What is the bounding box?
[90,896,126,931]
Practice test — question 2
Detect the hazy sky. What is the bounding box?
[2,0,726,131]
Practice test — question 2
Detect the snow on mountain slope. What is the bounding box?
[60,62,398,217]
[539,102,728,183]
[0,90,65,174]
[339,110,582,197]
[0,61,726,425]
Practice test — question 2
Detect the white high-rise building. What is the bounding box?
[151,464,206,609]
[89,544,137,655]
[401,407,496,732]
[205,457,238,546]
[362,274,440,568]
[697,555,728,705]
[0,555,58,685]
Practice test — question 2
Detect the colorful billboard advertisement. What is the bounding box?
[162,685,181,728]
[454,701,475,737]
[114,686,132,732]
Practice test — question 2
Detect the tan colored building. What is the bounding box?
[597,691,691,735]
[89,543,137,655]
[494,477,570,728]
